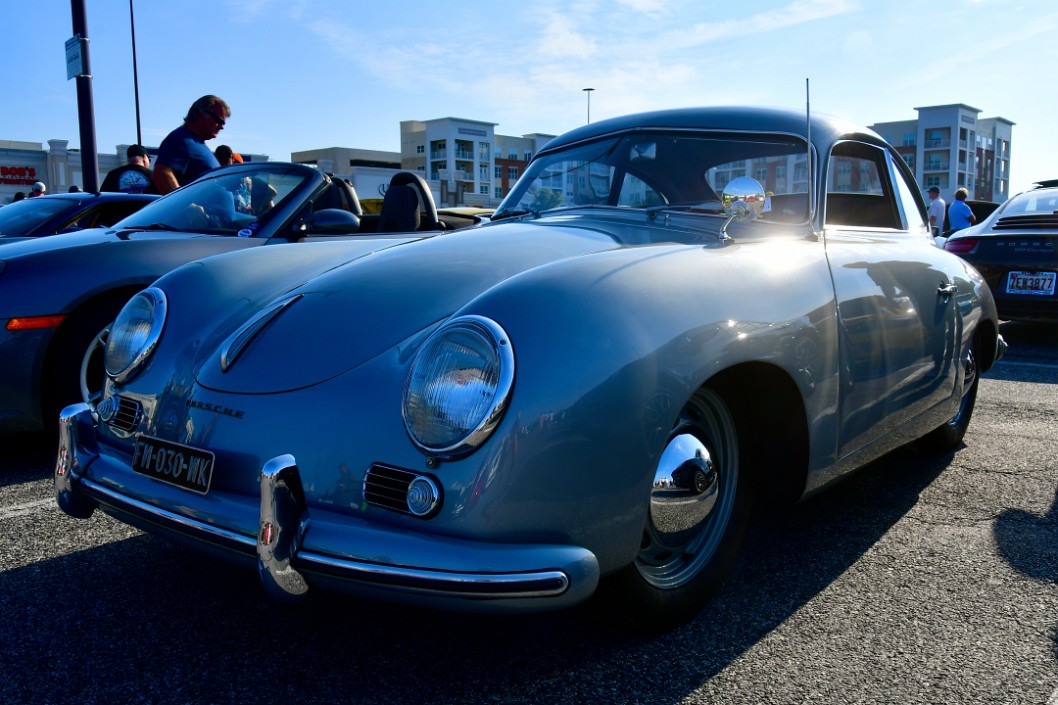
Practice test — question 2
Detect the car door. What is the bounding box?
[822,140,960,457]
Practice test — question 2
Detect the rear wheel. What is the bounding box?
[922,347,978,451]
[602,387,752,630]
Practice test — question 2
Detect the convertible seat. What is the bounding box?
[378,171,443,232]
[378,184,421,232]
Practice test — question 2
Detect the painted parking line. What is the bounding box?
[0,497,55,520]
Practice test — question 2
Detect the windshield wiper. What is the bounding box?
[122,222,181,231]
[646,201,725,217]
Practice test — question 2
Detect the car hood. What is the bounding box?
[192,216,652,393]
[0,226,218,258]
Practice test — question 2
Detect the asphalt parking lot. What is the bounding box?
[0,321,1055,705]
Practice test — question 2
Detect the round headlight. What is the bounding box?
[402,316,514,458]
[104,287,167,384]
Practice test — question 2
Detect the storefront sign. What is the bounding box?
[1,166,39,186]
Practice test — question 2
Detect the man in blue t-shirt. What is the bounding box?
[948,187,977,232]
[153,95,231,195]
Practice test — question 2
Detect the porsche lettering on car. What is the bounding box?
[56,107,1005,629]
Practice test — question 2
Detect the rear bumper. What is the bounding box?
[55,404,600,613]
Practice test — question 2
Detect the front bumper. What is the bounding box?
[0,325,54,432]
[55,404,600,613]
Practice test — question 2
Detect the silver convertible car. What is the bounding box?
[56,107,1005,629]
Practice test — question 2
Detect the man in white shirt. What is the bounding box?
[927,186,946,236]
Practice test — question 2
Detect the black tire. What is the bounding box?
[921,348,978,452]
[601,387,752,631]
[80,324,111,410]
[41,306,121,432]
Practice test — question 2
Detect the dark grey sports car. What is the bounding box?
[0,163,455,433]
[944,182,1058,322]
[0,191,157,241]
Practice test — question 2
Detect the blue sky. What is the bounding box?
[3,0,1056,195]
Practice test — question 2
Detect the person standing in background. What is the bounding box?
[153,95,230,195]
[214,144,235,166]
[101,144,154,194]
[927,186,946,236]
[948,187,977,232]
[28,182,46,198]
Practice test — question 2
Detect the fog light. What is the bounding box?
[406,476,441,517]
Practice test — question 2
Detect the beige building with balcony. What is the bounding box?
[871,104,1014,204]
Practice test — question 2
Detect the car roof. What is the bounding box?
[538,106,879,156]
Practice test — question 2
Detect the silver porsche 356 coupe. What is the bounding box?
[56,107,1005,629]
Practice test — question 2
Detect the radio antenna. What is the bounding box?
[806,78,814,224]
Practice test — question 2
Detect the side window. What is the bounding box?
[889,156,930,235]
[825,141,899,229]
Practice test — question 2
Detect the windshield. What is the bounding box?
[116,165,313,235]
[0,197,79,236]
[1000,188,1058,217]
[494,131,811,224]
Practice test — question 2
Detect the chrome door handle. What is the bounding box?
[937,282,958,297]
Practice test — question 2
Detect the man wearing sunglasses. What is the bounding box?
[153,95,232,195]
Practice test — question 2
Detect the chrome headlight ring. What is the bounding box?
[402,315,514,459]
[104,287,167,385]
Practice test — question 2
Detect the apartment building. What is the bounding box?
[870,104,1014,204]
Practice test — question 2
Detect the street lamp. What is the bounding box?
[583,87,594,124]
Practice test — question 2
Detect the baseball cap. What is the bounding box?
[32,181,45,192]
[928,186,940,194]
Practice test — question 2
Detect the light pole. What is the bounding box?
[129,0,142,147]
[583,87,594,124]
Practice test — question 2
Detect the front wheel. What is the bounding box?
[80,324,110,411]
[601,387,752,631]
[41,306,120,433]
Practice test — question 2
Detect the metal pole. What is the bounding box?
[130,0,142,146]
[583,88,594,124]
[70,0,99,193]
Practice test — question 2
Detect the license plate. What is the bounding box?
[132,435,215,494]
[1006,271,1056,296]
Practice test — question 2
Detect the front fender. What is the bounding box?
[452,236,837,571]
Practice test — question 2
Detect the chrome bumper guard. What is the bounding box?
[55,413,594,609]
[55,403,98,519]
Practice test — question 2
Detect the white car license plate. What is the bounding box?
[1006,271,1056,296]
[132,435,214,494]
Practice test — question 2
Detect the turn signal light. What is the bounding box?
[6,315,66,331]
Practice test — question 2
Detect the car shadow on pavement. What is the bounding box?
[0,443,947,705]
[993,485,1058,672]
[994,486,1058,584]
[0,431,56,487]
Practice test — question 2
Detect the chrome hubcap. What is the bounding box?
[637,389,737,590]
